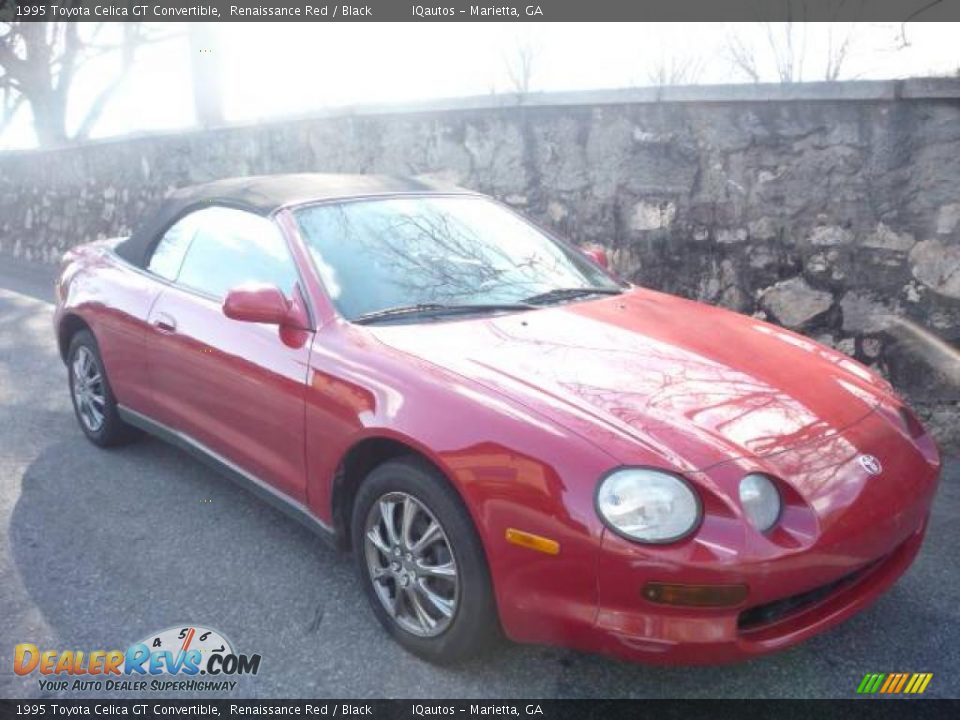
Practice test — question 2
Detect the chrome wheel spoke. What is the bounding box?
[385,586,400,618]
[379,499,401,547]
[407,586,437,631]
[86,398,104,425]
[417,560,456,579]
[365,526,391,557]
[72,355,85,384]
[415,579,455,618]
[410,521,441,555]
[400,497,417,549]
[80,349,95,380]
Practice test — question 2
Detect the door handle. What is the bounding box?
[153,312,177,334]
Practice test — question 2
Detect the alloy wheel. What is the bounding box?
[363,491,459,637]
[71,346,106,433]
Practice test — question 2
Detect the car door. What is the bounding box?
[144,206,313,502]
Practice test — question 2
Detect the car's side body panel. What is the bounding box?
[145,283,314,502]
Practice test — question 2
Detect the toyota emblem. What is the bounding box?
[858,454,883,476]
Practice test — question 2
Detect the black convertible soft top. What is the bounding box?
[114,173,469,268]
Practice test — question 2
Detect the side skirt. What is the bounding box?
[118,405,338,548]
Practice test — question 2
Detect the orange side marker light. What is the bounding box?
[505,528,560,555]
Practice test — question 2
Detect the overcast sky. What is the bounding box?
[2,22,958,149]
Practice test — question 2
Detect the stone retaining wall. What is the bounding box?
[2,78,958,449]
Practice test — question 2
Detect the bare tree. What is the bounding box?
[726,17,871,83]
[503,39,538,99]
[726,32,761,83]
[825,23,858,81]
[646,54,704,87]
[725,1,915,84]
[0,21,171,146]
[1,67,23,136]
[728,20,809,83]
[764,20,808,83]
[188,23,224,128]
[896,0,945,48]
[725,21,809,84]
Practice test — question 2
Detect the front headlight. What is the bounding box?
[739,473,781,532]
[596,468,701,543]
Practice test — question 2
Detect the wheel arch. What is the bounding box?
[329,433,471,554]
[58,313,93,363]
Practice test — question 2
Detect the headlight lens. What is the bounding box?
[596,469,701,543]
[739,474,781,532]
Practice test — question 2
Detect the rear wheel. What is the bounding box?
[351,457,500,662]
[67,330,140,447]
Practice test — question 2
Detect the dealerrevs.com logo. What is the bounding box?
[14,625,261,693]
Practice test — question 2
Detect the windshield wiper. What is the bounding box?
[354,302,536,325]
[522,287,623,305]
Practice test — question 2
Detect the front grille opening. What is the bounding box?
[738,560,879,632]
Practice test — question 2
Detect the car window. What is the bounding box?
[146,214,198,281]
[175,207,299,300]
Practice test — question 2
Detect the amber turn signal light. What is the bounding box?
[505,528,560,555]
[642,582,748,607]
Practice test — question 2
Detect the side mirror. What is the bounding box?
[581,245,609,270]
[223,285,293,326]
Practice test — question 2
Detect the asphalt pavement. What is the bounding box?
[0,256,957,699]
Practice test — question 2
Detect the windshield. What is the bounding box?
[294,195,621,321]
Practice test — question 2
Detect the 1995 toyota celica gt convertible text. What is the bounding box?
[54,174,941,665]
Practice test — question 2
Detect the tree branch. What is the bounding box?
[73,73,124,140]
[73,24,142,140]
[0,91,24,134]
[53,22,81,99]
[726,33,760,83]
[898,0,944,48]
[0,25,28,75]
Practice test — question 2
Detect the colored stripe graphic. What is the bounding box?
[857,672,932,694]
[857,673,885,694]
[894,673,910,693]
[906,673,933,694]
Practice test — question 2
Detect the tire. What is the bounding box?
[351,456,501,663]
[67,329,140,447]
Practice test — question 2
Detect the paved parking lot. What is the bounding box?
[0,258,957,699]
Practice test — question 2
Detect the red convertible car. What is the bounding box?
[54,174,940,665]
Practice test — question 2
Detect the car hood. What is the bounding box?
[367,288,895,471]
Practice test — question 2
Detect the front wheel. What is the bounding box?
[351,457,500,663]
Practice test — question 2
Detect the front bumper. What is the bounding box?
[588,517,927,665]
